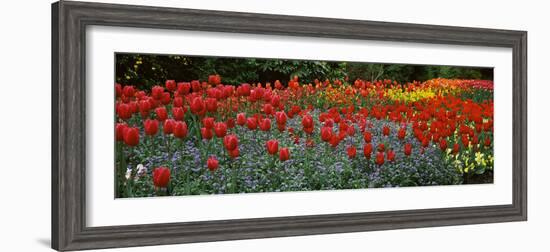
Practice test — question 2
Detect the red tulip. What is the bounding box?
[115,83,122,97]
[377,143,385,152]
[363,143,373,159]
[138,100,151,118]
[382,125,390,136]
[201,127,213,140]
[266,139,279,155]
[207,156,219,171]
[398,128,406,140]
[235,113,245,126]
[163,119,175,135]
[214,122,228,138]
[161,92,171,105]
[152,167,170,188]
[151,85,164,100]
[228,148,240,159]
[190,96,205,115]
[165,80,176,91]
[279,147,290,161]
[363,131,372,143]
[246,117,258,130]
[271,95,281,107]
[275,111,287,125]
[404,143,412,156]
[172,107,185,121]
[223,134,239,151]
[302,114,314,129]
[173,96,184,108]
[375,152,385,165]
[263,103,274,115]
[259,118,271,131]
[347,146,357,159]
[202,117,215,129]
[123,127,140,147]
[155,107,168,122]
[122,85,135,98]
[387,150,396,162]
[117,103,132,120]
[144,119,159,136]
[439,138,448,151]
[453,143,460,155]
[484,137,492,147]
[321,126,333,142]
[208,74,221,85]
[115,123,128,141]
[177,82,191,95]
[205,98,218,112]
[191,80,202,92]
[173,121,188,139]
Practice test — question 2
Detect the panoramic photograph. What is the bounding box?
[114,53,494,198]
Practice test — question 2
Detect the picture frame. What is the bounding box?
[51,1,527,251]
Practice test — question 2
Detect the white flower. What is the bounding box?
[136,164,147,178]
[125,168,132,181]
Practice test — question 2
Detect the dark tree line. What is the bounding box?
[116,53,493,90]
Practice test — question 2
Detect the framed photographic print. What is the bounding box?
[52,1,527,251]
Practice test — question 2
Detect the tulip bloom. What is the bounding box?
[123,127,140,147]
[122,85,135,98]
[229,148,240,159]
[397,128,406,140]
[172,107,185,121]
[236,113,246,126]
[207,156,219,171]
[173,96,184,108]
[382,125,390,136]
[163,119,175,135]
[484,137,492,147]
[190,96,205,115]
[201,127,213,140]
[377,143,385,152]
[205,98,218,112]
[214,122,228,138]
[151,85,164,100]
[321,126,333,142]
[279,147,290,161]
[177,82,191,95]
[439,138,448,151]
[155,107,168,122]
[259,118,271,131]
[246,117,258,130]
[453,143,460,155]
[165,80,176,91]
[208,74,221,85]
[347,146,357,159]
[275,111,287,125]
[363,143,373,159]
[115,123,128,141]
[387,150,396,162]
[375,152,385,165]
[117,103,132,120]
[302,114,314,129]
[152,167,170,188]
[223,134,239,151]
[202,117,215,129]
[266,139,279,155]
[161,92,171,105]
[404,143,412,156]
[143,119,159,136]
[173,121,188,139]
[363,131,372,143]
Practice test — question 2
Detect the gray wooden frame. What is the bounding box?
[51,1,527,251]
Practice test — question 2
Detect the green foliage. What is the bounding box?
[116,54,492,90]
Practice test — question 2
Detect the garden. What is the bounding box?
[115,55,494,197]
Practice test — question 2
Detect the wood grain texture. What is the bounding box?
[51,1,528,251]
